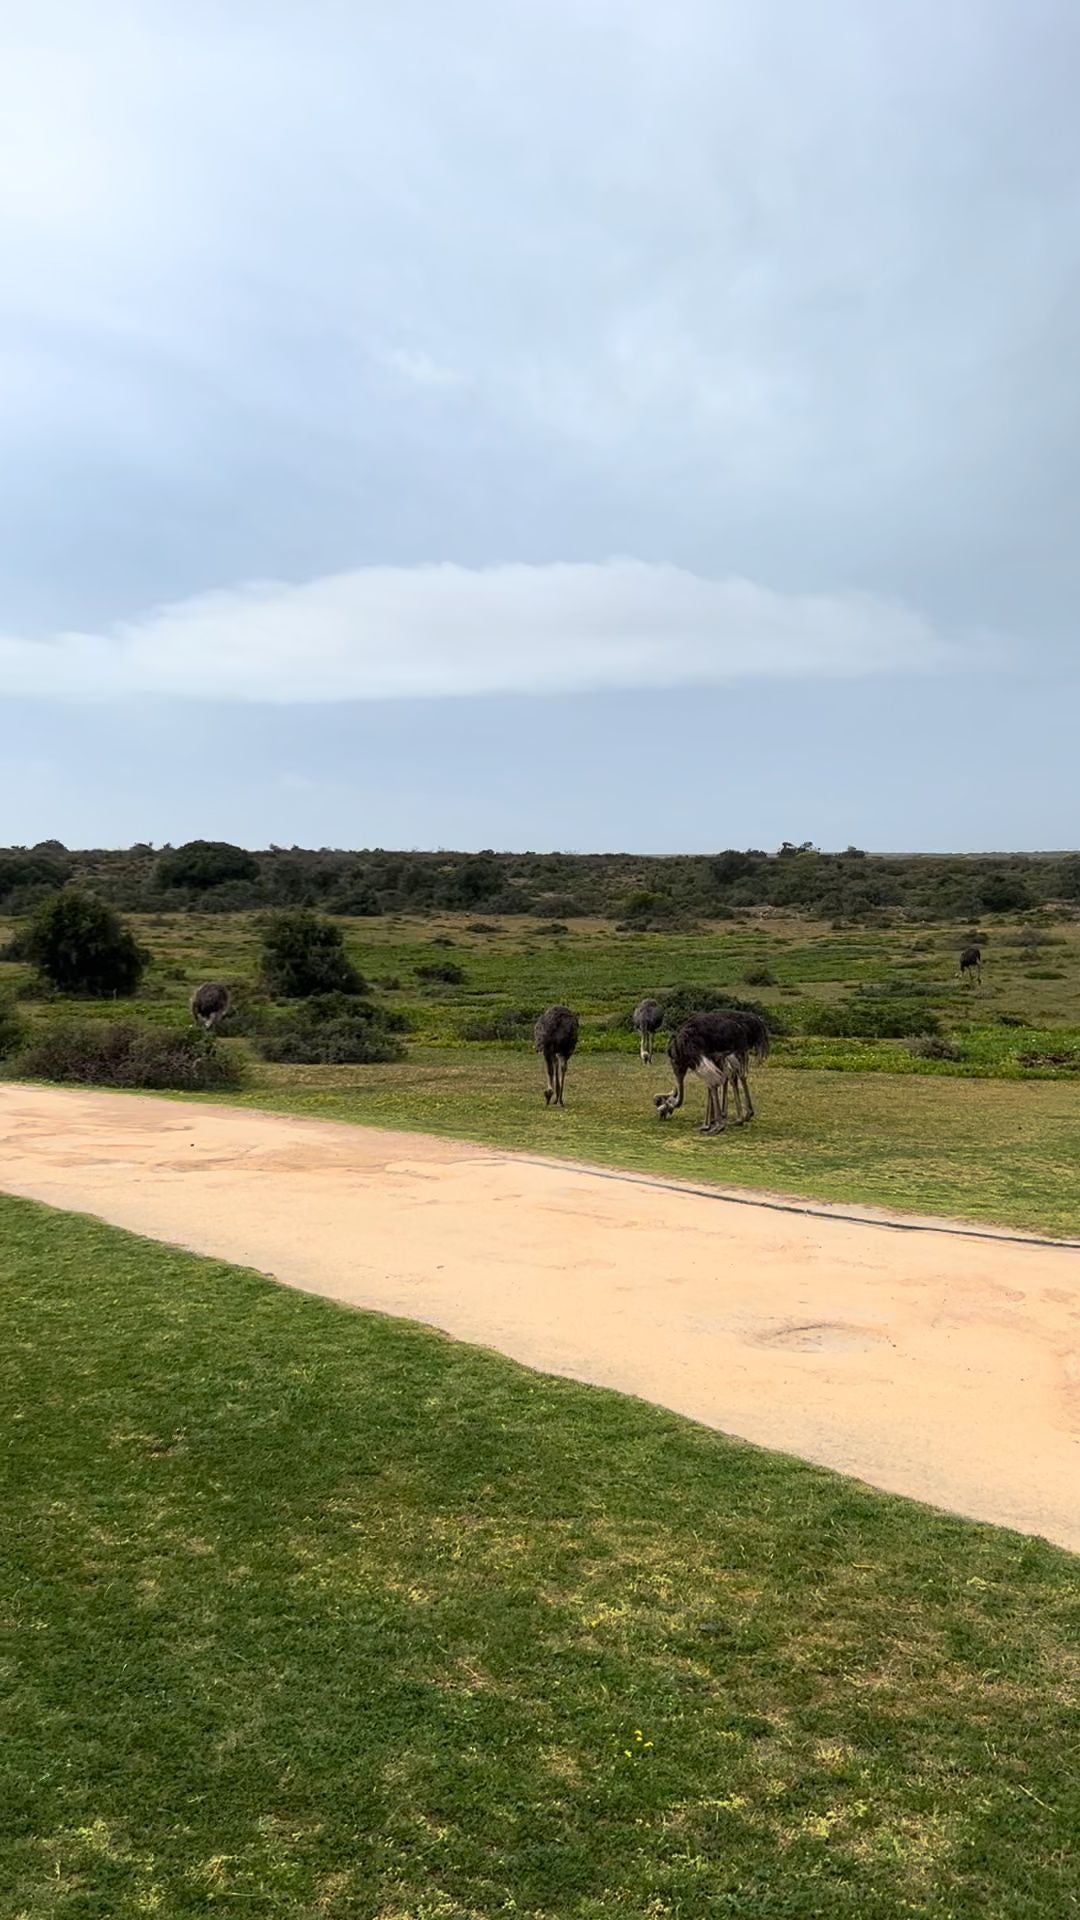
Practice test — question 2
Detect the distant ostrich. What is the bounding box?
[190,981,231,1032]
[959,945,982,985]
[631,998,664,1064]
[655,1010,770,1133]
[534,1004,579,1107]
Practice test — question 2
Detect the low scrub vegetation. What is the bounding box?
[459,1006,538,1042]
[415,960,467,986]
[14,1021,242,1090]
[803,998,940,1039]
[21,889,146,997]
[257,994,407,1065]
[0,994,26,1058]
[259,909,365,999]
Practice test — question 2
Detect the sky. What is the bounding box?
[2,0,1078,852]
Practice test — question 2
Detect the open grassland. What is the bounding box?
[4,910,1080,1235]
[3,1194,1078,1920]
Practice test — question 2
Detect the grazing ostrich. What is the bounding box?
[959,945,982,985]
[534,1004,579,1107]
[655,1010,770,1133]
[631,997,664,1064]
[189,981,231,1032]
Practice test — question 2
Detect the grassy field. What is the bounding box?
[3,1192,1078,1919]
[4,909,1080,1236]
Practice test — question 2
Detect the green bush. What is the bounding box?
[801,998,939,1040]
[259,911,364,998]
[658,986,785,1035]
[459,1007,538,1042]
[416,961,466,986]
[257,995,406,1065]
[0,995,26,1058]
[156,840,259,892]
[907,1033,962,1061]
[741,964,776,987]
[23,890,146,997]
[15,1022,243,1090]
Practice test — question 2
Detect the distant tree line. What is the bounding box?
[2,837,1080,925]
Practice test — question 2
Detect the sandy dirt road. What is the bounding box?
[2,1084,1079,1552]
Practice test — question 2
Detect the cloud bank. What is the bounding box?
[0,562,953,703]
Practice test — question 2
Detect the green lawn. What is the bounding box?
[2,1194,1078,1919]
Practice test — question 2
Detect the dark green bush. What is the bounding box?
[23,891,146,997]
[156,840,259,892]
[741,964,776,987]
[658,986,785,1035]
[416,961,466,986]
[0,847,73,905]
[257,996,406,1065]
[15,1022,243,1089]
[0,995,26,1058]
[459,1007,538,1042]
[801,998,939,1040]
[259,911,364,998]
[907,1033,962,1061]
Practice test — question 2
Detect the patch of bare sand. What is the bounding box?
[1,1085,1078,1551]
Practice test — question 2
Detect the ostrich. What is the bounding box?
[631,997,664,1064]
[189,981,231,1032]
[534,1004,579,1107]
[655,1009,770,1133]
[959,945,982,985]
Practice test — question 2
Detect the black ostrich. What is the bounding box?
[631,997,664,1064]
[959,944,982,984]
[189,981,231,1032]
[655,1009,770,1133]
[534,1004,579,1107]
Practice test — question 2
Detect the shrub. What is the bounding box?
[257,996,406,1065]
[23,890,146,997]
[460,1007,538,1042]
[0,847,73,905]
[416,961,466,986]
[215,981,274,1038]
[331,885,382,917]
[15,1021,243,1090]
[802,998,939,1040]
[466,922,500,935]
[995,1011,1029,1027]
[618,890,680,930]
[259,911,364,998]
[0,995,26,1058]
[907,1033,962,1061]
[156,840,259,892]
[430,935,456,947]
[536,922,569,937]
[1024,968,1066,980]
[658,987,786,1035]
[742,964,776,987]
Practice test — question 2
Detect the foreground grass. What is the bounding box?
[2,1197,1078,1919]
[241,1048,1080,1238]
